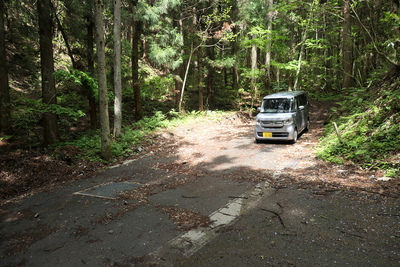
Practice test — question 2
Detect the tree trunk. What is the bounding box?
[174,16,184,110]
[197,46,204,111]
[342,0,353,88]
[179,43,194,114]
[37,0,59,146]
[251,37,258,103]
[0,0,11,135]
[113,0,122,138]
[294,20,310,90]
[206,38,215,109]
[132,20,143,120]
[265,0,273,91]
[86,12,98,130]
[231,27,239,94]
[94,0,111,160]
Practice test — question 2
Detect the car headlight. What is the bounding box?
[283,118,293,125]
[256,119,261,125]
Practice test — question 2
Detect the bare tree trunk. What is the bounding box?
[342,0,354,88]
[95,0,111,160]
[113,0,122,138]
[37,0,59,146]
[0,0,11,135]
[231,27,239,93]
[132,22,143,120]
[206,38,215,109]
[86,12,98,130]
[175,17,184,110]
[265,0,273,91]
[197,46,204,111]
[251,37,258,104]
[179,43,193,114]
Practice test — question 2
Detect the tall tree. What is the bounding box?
[95,0,111,160]
[0,0,10,135]
[113,0,122,137]
[86,4,98,130]
[130,1,143,120]
[250,34,258,97]
[37,0,59,145]
[131,20,143,120]
[264,0,274,90]
[342,0,353,88]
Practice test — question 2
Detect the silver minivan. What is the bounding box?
[254,91,310,143]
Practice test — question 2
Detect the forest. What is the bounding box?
[0,0,399,177]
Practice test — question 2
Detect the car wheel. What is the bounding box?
[291,128,298,144]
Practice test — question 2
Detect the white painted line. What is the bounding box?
[73,192,117,200]
[152,180,275,260]
[73,182,141,199]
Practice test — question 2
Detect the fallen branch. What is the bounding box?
[339,230,364,239]
[333,122,342,143]
[261,208,286,228]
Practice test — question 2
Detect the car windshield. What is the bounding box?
[260,98,293,113]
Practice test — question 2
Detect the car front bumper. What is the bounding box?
[254,124,295,141]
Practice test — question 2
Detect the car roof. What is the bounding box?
[263,91,306,99]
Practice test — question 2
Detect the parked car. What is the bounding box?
[254,91,310,143]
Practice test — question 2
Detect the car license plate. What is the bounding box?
[263,132,272,137]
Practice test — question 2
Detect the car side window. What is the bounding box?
[290,98,295,111]
[301,95,307,106]
[297,95,307,107]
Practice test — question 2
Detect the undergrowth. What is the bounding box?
[317,77,400,177]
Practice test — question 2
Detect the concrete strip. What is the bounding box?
[152,180,275,261]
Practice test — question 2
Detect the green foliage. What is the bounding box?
[141,75,175,101]
[317,82,400,177]
[241,26,270,48]
[271,59,300,71]
[54,69,98,99]
[54,111,168,161]
[134,111,168,130]
[208,57,236,69]
[10,96,85,148]
[147,25,183,70]
[13,97,85,126]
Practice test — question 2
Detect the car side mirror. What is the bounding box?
[299,105,305,110]
[257,107,261,112]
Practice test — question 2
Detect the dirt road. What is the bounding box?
[1,105,399,266]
